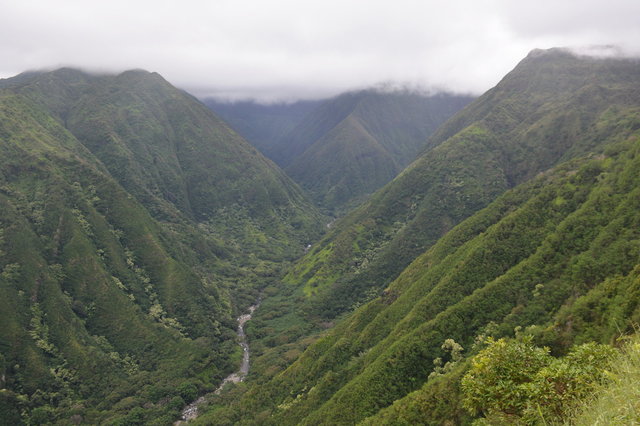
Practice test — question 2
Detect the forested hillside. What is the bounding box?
[3,48,640,426]
[283,90,473,212]
[203,99,322,161]
[207,90,472,213]
[193,48,640,425]
[286,48,640,320]
[0,69,323,424]
[9,69,324,259]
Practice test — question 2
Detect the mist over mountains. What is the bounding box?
[196,47,640,426]
[2,47,640,425]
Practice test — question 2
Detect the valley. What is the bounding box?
[194,48,640,425]
[207,90,473,214]
[180,303,258,422]
[1,47,640,425]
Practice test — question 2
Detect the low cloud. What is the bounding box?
[1,0,639,102]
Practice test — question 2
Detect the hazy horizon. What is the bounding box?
[2,0,639,102]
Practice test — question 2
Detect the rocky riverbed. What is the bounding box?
[178,304,258,423]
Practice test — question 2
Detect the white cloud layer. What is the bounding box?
[1,0,639,101]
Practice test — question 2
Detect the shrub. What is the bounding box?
[461,337,616,424]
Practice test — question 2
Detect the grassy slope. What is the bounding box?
[286,48,640,320]
[571,333,640,424]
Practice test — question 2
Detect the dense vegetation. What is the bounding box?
[285,48,640,321]
[207,89,472,213]
[203,99,322,162]
[284,90,473,212]
[571,333,640,424]
[0,69,323,424]
[4,48,640,425]
[461,337,616,424]
[193,49,640,425]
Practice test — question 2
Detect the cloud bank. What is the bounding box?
[1,0,639,102]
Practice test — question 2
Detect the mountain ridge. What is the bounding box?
[283,89,474,212]
[0,68,324,424]
[195,48,640,425]
[207,88,473,213]
[285,47,640,319]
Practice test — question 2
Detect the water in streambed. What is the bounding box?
[178,304,258,422]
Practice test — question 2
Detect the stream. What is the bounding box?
[178,304,258,422]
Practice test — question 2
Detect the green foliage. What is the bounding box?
[0,391,23,425]
[30,405,55,424]
[461,337,550,419]
[177,382,199,402]
[529,342,616,421]
[283,90,473,212]
[0,67,324,424]
[208,50,640,425]
[461,337,615,424]
[1,262,21,283]
[28,303,58,356]
[571,335,640,424]
[429,339,464,380]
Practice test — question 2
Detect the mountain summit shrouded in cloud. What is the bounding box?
[1,0,640,102]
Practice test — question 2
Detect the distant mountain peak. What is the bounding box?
[526,45,638,62]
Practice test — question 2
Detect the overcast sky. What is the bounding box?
[1,0,639,102]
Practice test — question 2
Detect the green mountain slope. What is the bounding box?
[283,90,473,211]
[199,77,640,425]
[286,48,640,320]
[6,69,323,258]
[0,69,323,424]
[287,114,399,211]
[268,91,365,167]
[202,99,322,160]
[0,92,236,424]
